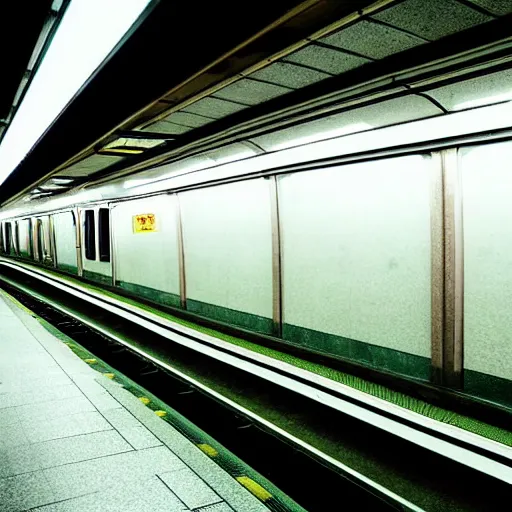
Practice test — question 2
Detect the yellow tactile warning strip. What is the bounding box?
[198,444,219,457]
[237,476,273,501]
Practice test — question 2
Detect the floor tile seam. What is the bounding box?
[0,387,87,411]
[87,399,140,451]
[154,473,189,510]
[98,393,164,442]
[1,428,123,467]
[38,446,135,474]
[191,500,226,511]
[10,395,98,422]
[97,381,249,504]
[24,488,103,511]
[90,384,173,452]
[158,466,224,505]
[20,422,114,445]
[18,408,108,428]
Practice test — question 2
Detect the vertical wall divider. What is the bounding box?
[175,193,187,309]
[49,215,58,268]
[442,148,464,389]
[269,175,283,338]
[109,205,116,287]
[75,207,84,277]
[430,153,445,385]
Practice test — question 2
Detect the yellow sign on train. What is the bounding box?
[133,213,157,233]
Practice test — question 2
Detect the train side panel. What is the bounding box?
[461,140,512,404]
[180,179,273,334]
[111,195,181,307]
[278,154,433,380]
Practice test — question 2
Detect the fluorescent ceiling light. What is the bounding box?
[272,122,374,151]
[453,92,512,111]
[50,177,74,184]
[100,136,167,154]
[0,0,152,187]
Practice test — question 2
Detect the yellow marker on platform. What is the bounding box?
[104,373,115,379]
[84,358,97,364]
[197,444,218,457]
[236,477,272,501]
[154,410,166,417]
[139,397,150,405]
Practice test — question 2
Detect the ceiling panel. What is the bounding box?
[283,44,370,75]
[57,154,124,177]
[249,94,442,151]
[321,20,426,60]
[141,120,193,134]
[425,67,512,111]
[372,0,492,41]
[182,97,248,119]
[466,0,512,16]
[162,111,214,128]
[212,79,292,105]
[249,61,331,89]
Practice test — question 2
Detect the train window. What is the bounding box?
[36,220,44,261]
[28,219,34,258]
[0,223,4,254]
[98,208,110,262]
[84,210,96,261]
[5,222,12,255]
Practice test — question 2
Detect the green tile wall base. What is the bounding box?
[186,298,274,335]
[57,263,78,275]
[116,280,181,308]
[283,323,431,381]
[465,370,512,409]
[83,269,113,286]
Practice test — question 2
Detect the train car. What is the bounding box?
[1,67,512,412]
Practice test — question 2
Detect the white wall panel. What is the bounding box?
[180,179,273,319]
[53,212,77,269]
[18,219,30,257]
[462,141,512,380]
[112,195,180,296]
[279,155,432,357]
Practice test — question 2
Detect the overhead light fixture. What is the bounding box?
[97,131,175,156]
[50,177,74,185]
[454,92,512,111]
[273,122,374,151]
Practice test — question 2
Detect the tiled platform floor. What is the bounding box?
[0,292,268,512]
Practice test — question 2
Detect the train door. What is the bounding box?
[79,205,112,284]
[52,210,79,274]
[17,218,32,258]
[33,216,54,265]
[4,222,13,255]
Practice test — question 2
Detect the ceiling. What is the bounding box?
[1,0,512,206]
[0,0,67,144]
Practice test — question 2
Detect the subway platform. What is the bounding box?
[0,291,269,512]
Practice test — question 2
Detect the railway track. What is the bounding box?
[1,259,511,511]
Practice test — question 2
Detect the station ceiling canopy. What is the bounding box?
[1,0,512,206]
[0,1,66,143]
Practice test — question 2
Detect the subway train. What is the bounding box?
[1,66,511,411]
